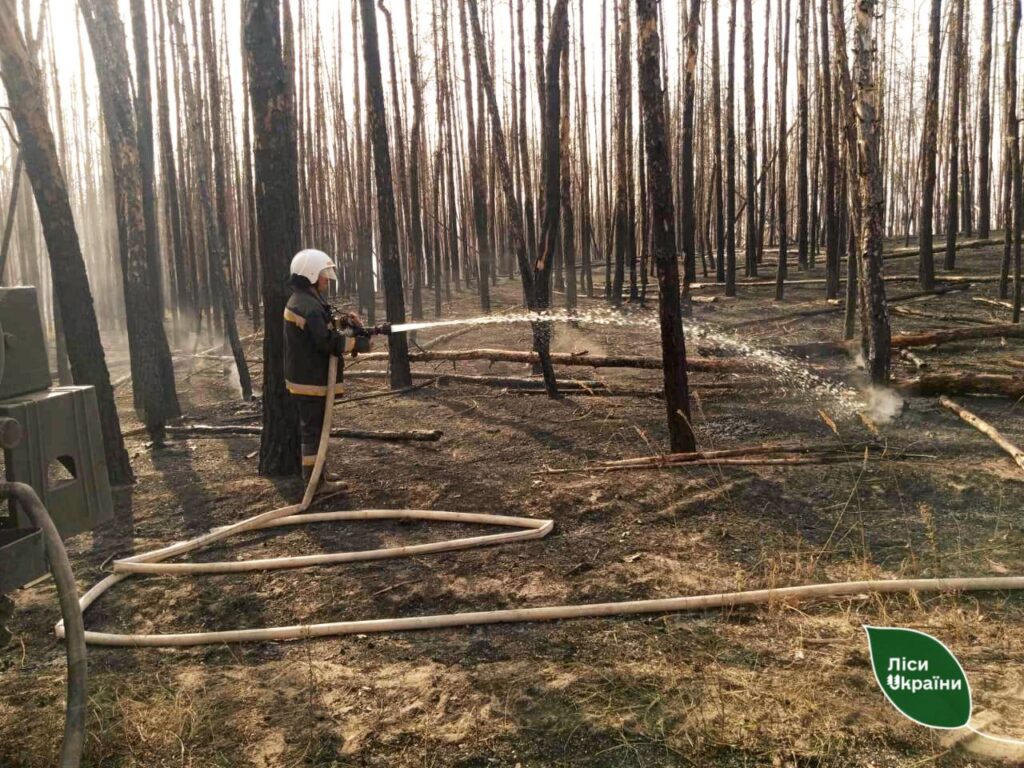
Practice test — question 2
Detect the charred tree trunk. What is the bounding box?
[743,0,757,284]
[559,42,577,309]
[978,0,994,238]
[796,0,809,270]
[359,0,412,388]
[79,0,180,441]
[774,0,792,301]
[820,0,839,298]
[403,0,425,319]
[244,0,301,475]
[0,0,133,483]
[853,0,891,383]
[944,0,964,271]
[611,0,630,306]
[918,0,941,289]
[680,0,700,289]
[725,0,738,296]
[637,0,697,453]
[1001,0,1021,301]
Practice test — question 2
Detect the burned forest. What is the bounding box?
[3,0,1024,765]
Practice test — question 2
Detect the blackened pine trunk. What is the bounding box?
[725,0,738,296]
[128,0,163,318]
[636,0,697,453]
[458,0,491,312]
[712,0,726,285]
[79,0,180,441]
[200,0,252,400]
[403,0,425,319]
[1015,93,1023,323]
[743,0,757,284]
[820,0,839,298]
[918,0,941,289]
[560,42,577,310]
[611,0,630,307]
[467,0,558,395]
[831,0,860,340]
[244,0,301,476]
[534,0,569,396]
[680,0,700,289]
[1001,0,1021,301]
[517,0,539,272]
[0,0,133,484]
[359,0,412,389]
[978,0,994,238]
[944,0,964,271]
[577,0,594,298]
[853,0,891,383]
[774,0,792,301]
[796,0,809,270]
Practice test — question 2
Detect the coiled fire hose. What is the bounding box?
[60,355,1024,647]
[2,482,87,768]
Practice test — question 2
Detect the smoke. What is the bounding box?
[227,360,243,398]
[551,324,606,356]
[863,386,904,425]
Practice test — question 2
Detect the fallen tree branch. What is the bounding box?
[122,424,443,442]
[334,379,438,405]
[355,347,757,373]
[534,443,888,474]
[692,274,998,290]
[894,373,1024,399]
[939,396,1024,473]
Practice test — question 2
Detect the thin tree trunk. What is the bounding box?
[637,0,697,453]
[919,0,941,289]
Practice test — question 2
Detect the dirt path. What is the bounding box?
[3,251,1024,766]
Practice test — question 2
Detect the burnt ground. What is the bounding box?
[2,243,1024,767]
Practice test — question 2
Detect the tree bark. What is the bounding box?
[358,0,412,389]
[918,0,941,289]
[978,0,994,238]
[944,0,965,271]
[637,0,697,453]
[243,0,301,475]
[79,0,180,440]
[853,0,891,384]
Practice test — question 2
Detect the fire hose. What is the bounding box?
[60,355,1024,647]
[2,482,87,768]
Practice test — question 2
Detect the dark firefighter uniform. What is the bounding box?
[283,286,355,478]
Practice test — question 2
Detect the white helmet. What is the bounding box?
[290,249,338,283]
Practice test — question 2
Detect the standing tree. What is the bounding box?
[943,0,964,271]
[743,0,757,283]
[796,0,809,270]
[820,0,839,298]
[79,0,180,442]
[774,0,792,301]
[853,0,891,383]
[402,0,425,319]
[358,0,412,389]
[725,0,738,296]
[711,0,726,285]
[1001,0,1021,301]
[636,0,696,453]
[244,0,301,475]
[918,0,941,289]
[978,0,994,238]
[0,0,133,483]
[679,0,700,289]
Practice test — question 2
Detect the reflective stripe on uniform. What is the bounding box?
[283,307,307,329]
[285,380,344,397]
[343,336,357,353]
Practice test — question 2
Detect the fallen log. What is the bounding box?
[972,296,1014,311]
[344,369,613,390]
[939,396,1024,473]
[894,373,1024,399]
[787,323,1024,357]
[883,237,1004,260]
[123,424,443,442]
[535,443,899,474]
[356,347,756,373]
[891,306,1000,326]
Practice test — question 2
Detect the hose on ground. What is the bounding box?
[2,482,87,768]
[60,355,1024,648]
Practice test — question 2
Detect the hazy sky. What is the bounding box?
[0,1,1002,179]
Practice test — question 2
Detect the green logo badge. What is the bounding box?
[864,626,972,729]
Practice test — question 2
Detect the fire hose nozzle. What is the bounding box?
[373,323,392,336]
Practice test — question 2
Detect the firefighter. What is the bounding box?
[284,249,389,492]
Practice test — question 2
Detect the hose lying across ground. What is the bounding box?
[62,356,1024,648]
